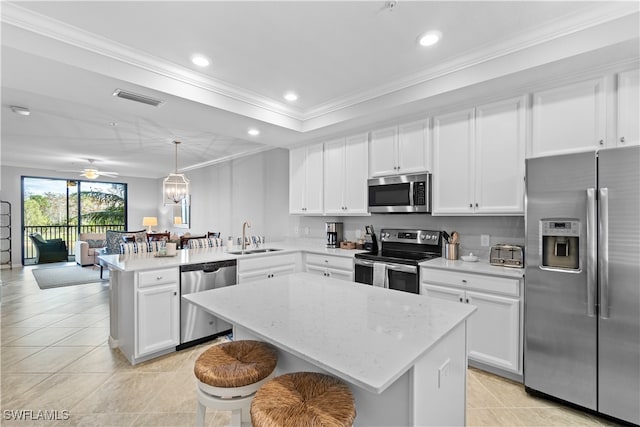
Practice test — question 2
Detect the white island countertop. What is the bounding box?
[99,239,366,272]
[183,272,476,394]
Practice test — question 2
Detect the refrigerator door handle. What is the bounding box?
[599,188,610,319]
[586,188,597,317]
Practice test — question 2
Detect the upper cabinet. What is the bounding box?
[529,78,606,158]
[369,119,430,177]
[324,133,369,215]
[433,96,526,216]
[289,144,324,215]
[617,69,640,147]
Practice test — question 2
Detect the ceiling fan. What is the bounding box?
[62,159,119,180]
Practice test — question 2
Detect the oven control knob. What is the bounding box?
[420,234,426,240]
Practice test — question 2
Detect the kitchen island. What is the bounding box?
[184,272,476,426]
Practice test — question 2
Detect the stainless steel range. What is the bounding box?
[354,228,442,294]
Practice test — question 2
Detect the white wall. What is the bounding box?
[0,165,159,266]
[165,148,290,243]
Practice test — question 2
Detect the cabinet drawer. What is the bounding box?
[137,268,179,288]
[305,253,353,271]
[421,268,520,297]
[238,253,298,273]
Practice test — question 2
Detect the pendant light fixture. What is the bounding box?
[163,140,190,205]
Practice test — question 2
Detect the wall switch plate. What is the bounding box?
[438,358,451,389]
[481,234,490,247]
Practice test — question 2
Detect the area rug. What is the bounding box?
[32,265,109,289]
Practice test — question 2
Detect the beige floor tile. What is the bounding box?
[133,348,193,373]
[131,412,196,426]
[467,374,504,409]
[511,407,604,426]
[141,371,198,413]
[61,346,133,373]
[467,408,525,426]
[7,327,83,347]
[1,327,40,344]
[8,313,75,328]
[0,373,51,404]
[2,373,111,412]
[1,346,44,369]
[54,327,109,346]
[70,372,171,414]
[72,412,138,427]
[50,314,109,328]
[5,346,94,373]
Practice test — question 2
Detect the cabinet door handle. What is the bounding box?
[465,298,470,304]
[459,297,464,303]
[173,291,177,296]
[620,136,626,143]
[469,203,473,208]
[156,276,163,281]
[475,203,478,208]
[599,139,604,145]
[461,279,467,283]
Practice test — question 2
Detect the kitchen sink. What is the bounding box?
[228,248,283,255]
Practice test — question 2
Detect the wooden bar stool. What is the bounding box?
[250,372,356,427]
[194,340,278,427]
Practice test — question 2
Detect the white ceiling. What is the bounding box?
[2,1,639,179]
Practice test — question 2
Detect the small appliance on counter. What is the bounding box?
[490,244,524,267]
[326,222,343,248]
[363,224,378,253]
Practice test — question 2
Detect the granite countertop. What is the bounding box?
[419,257,525,279]
[98,240,367,272]
[183,272,476,394]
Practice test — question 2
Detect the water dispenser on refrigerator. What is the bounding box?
[540,219,581,271]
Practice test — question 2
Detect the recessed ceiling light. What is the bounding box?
[191,54,210,67]
[418,30,442,47]
[10,105,30,116]
[248,128,260,136]
[283,92,298,102]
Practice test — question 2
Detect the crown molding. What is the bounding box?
[1,2,306,122]
[2,1,638,128]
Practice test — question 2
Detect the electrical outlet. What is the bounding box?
[438,358,451,389]
[304,227,310,235]
[481,234,490,247]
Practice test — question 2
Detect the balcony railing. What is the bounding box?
[23,225,125,263]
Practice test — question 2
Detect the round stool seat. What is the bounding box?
[194,340,278,388]
[251,372,356,427]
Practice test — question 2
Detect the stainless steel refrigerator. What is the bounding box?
[525,145,639,425]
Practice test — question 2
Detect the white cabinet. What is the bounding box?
[432,96,525,215]
[369,120,430,177]
[324,134,369,215]
[530,77,606,157]
[289,144,324,214]
[420,267,523,378]
[237,252,300,284]
[304,253,354,281]
[135,268,179,359]
[617,69,640,147]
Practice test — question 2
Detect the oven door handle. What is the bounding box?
[354,259,376,267]
[385,263,417,274]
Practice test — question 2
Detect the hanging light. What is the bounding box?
[163,140,190,205]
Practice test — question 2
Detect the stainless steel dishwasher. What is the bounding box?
[178,260,236,349]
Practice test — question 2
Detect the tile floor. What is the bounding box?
[1,264,623,427]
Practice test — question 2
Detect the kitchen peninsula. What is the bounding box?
[185,272,476,426]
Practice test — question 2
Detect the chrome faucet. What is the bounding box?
[242,221,251,251]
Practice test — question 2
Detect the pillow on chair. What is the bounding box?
[105,230,146,254]
[188,238,222,249]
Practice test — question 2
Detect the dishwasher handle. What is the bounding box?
[180,260,237,273]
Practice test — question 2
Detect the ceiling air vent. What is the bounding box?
[112,89,164,107]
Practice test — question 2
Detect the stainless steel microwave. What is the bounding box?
[367,173,431,213]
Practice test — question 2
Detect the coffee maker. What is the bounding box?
[326,222,343,248]
[364,224,379,253]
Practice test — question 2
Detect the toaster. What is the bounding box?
[490,244,524,268]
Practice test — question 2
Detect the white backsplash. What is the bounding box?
[291,215,525,260]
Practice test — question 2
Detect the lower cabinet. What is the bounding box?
[237,252,300,283]
[136,269,180,358]
[420,267,523,379]
[304,253,354,281]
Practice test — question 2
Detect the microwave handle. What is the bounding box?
[409,181,415,206]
